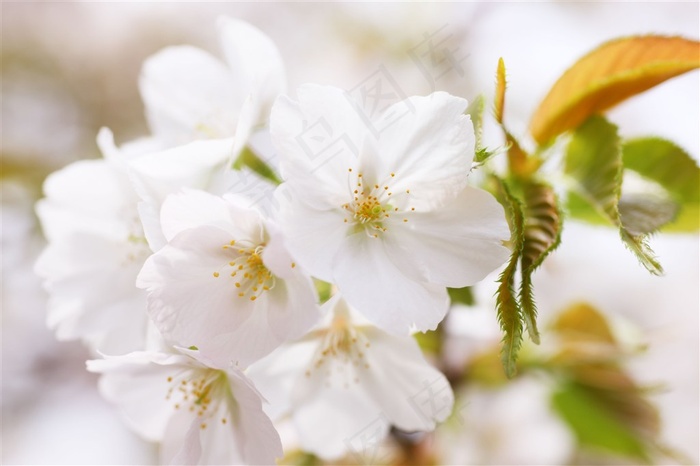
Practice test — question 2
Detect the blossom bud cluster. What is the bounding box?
[35,16,510,464]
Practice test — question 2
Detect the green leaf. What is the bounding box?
[552,382,651,462]
[623,137,700,232]
[493,178,524,378]
[565,116,662,275]
[447,286,475,306]
[618,194,678,236]
[519,182,562,344]
[466,94,485,154]
[233,146,282,185]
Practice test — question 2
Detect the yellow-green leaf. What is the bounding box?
[565,116,663,275]
[530,35,700,144]
[623,137,700,232]
[494,57,507,124]
[552,382,652,463]
[551,302,616,345]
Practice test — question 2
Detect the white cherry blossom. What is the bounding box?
[34,129,152,354]
[87,348,282,465]
[271,85,511,334]
[140,16,285,152]
[248,295,454,460]
[137,189,320,367]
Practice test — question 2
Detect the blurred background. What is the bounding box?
[2,2,698,464]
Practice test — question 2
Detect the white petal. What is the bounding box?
[226,369,284,464]
[392,187,511,287]
[293,383,389,460]
[260,220,297,279]
[246,341,318,421]
[374,92,474,209]
[333,234,449,334]
[217,16,286,126]
[37,159,136,242]
[139,46,241,143]
[263,269,320,343]
[271,85,366,202]
[97,127,164,164]
[158,189,237,242]
[275,184,349,282]
[162,410,203,465]
[361,328,454,431]
[36,232,149,354]
[87,351,192,441]
[127,138,234,250]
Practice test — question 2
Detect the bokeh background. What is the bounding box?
[2,2,698,464]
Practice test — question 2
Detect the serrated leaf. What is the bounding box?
[623,137,700,232]
[565,116,663,275]
[494,57,507,124]
[565,116,623,223]
[552,382,652,462]
[530,35,700,144]
[493,178,524,378]
[620,229,662,274]
[519,182,562,344]
[618,194,678,236]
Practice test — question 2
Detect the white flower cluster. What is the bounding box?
[35,17,510,464]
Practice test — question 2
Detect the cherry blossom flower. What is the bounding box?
[87,348,282,465]
[34,129,153,354]
[137,189,320,367]
[248,295,454,459]
[140,16,285,152]
[271,85,511,334]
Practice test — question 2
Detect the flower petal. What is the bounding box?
[226,369,284,464]
[162,410,203,465]
[293,383,389,460]
[158,189,255,243]
[139,46,241,143]
[264,269,320,342]
[217,16,286,127]
[37,159,136,242]
[391,186,511,287]
[374,92,474,209]
[333,234,449,334]
[271,84,366,203]
[36,232,149,354]
[361,328,454,431]
[275,184,349,281]
[246,341,318,421]
[86,351,193,441]
[127,138,234,250]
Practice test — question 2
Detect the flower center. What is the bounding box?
[342,168,414,238]
[305,310,372,388]
[165,369,230,430]
[213,240,275,301]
